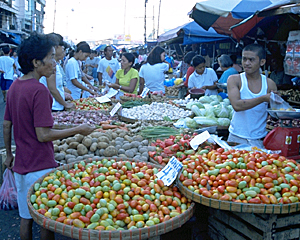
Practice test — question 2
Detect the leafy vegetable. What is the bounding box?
[210,95,223,103]
[210,100,219,106]
[213,103,229,118]
[193,116,218,126]
[199,96,212,104]
[217,118,231,126]
[186,118,199,129]
[223,98,231,106]
[191,105,202,116]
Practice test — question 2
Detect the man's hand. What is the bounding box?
[4,153,14,169]
[64,102,76,110]
[77,124,96,136]
[64,92,73,101]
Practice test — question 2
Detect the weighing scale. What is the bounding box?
[264,109,300,160]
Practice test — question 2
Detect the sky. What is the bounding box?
[43,0,198,44]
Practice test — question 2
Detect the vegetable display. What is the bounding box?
[179,148,300,204]
[140,126,179,140]
[30,159,192,230]
[165,86,179,97]
[52,111,117,126]
[72,98,111,111]
[121,102,192,121]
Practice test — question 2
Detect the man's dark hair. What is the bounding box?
[183,51,197,65]
[104,45,113,53]
[47,32,64,46]
[17,32,56,74]
[2,46,10,54]
[147,46,165,65]
[191,55,205,67]
[243,43,266,60]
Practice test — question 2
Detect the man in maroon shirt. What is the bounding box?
[3,33,95,240]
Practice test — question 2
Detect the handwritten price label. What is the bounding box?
[140,87,150,98]
[110,102,122,117]
[190,130,210,150]
[156,156,183,186]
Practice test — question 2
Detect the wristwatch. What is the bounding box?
[119,85,122,90]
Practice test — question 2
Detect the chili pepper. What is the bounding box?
[164,139,174,147]
[148,151,157,158]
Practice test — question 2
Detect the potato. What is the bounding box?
[68,142,79,149]
[55,153,65,161]
[90,142,98,152]
[77,144,88,156]
[53,144,59,153]
[119,132,127,138]
[74,134,84,143]
[124,135,133,142]
[61,139,66,144]
[66,137,76,144]
[58,143,68,152]
[53,140,60,146]
[98,136,109,144]
[82,137,92,148]
[90,132,102,138]
[111,132,118,139]
[97,142,109,149]
[103,146,117,157]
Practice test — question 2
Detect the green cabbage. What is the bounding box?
[214,103,229,118]
[194,116,218,126]
[204,104,215,118]
[210,101,219,106]
[199,96,212,104]
[186,118,199,129]
[186,102,204,109]
[223,98,231,106]
[217,118,231,126]
[191,105,202,116]
[210,95,223,102]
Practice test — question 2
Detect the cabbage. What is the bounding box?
[223,98,231,106]
[186,101,204,109]
[229,110,233,120]
[215,103,229,118]
[204,104,215,118]
[194,116,218,126]
[210,95,223,103]
[186,118,199,129]
[199,96,212,104]
[217,118,231,126]
[210,101,219,106]
[226,105,233,113]
[174,118,188,128]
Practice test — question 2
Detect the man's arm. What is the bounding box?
[46,75,75,109]
[227,75,269,112]
[71,78,96,95]
[98,72,103,85]
[138,77,145,95]
[267,78,277,93]
[3,120,14,169]
[35,124,95,142]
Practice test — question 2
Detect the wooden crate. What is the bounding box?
[208,208,300,240]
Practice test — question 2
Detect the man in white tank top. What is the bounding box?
[227,44,277,147]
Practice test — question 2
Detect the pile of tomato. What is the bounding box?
[179,148,300,204]
[30,159,191,230]
[73,98,111,111]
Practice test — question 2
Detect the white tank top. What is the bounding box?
[229,72,268,140]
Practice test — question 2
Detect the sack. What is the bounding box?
[0,169,18,210]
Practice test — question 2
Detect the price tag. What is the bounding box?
[140,87,150,98]
[190,130,211,150]
[105,88,119,98]
[110,102,122,117]
[185,94,190,100]
[156,156,183,186]
[95,96,111,103]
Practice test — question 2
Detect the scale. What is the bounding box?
[264,109,300,160]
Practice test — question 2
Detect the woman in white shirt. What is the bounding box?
[139,46,170,94]
[188,55,218,96]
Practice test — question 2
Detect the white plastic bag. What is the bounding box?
[270,92,293,110]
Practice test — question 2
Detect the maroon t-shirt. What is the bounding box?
[4,78,58,174]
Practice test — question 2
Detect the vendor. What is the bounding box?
[218,54,238,84]
[108,52,139,94]
[270,56,292,89]
[188,55,218,96]
[227,43,277,147]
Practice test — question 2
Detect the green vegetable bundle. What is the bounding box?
[121,101,148,108]
[140,126,179,139]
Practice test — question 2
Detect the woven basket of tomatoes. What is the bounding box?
[27,157,195,240]
[177,148,300,214]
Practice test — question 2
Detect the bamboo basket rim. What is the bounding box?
[27,157,195,240]
[176,179,300,214]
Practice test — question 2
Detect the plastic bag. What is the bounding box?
[0,169,18,210]
[173,118,188,129]
[270,92,293,110]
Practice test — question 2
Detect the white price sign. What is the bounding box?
[156,156,183,186]
[110,102,122,116]
[190,130,211,150]
[95,96,111,103]
[105,88,119,98]
[140,87,150,98]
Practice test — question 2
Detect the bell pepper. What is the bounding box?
[163,147,173,155]
[148,151,157,158]
[180,139,190,147]
[158,142,166,149]
[164,139,174,147]
[176,152,186,161]
[183,134,191,140]
[170,144,180,152]
[154,156,163,164]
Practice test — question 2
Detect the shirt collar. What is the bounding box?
[194,68,207,76]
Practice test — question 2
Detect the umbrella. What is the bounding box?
[189,0,283,35]
[158,21,229,45]
[230,1,300,41]
[93,44,117,51]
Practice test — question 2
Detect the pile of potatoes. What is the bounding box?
[53,129,156,164]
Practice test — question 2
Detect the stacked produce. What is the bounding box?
[267,115,300,129]
[165,86,179,97]
[121,102,192,121]
[29,158,192,230]
[148,134,214,166]
[53,130,154,164]
[52,111,117,126]
[72,98,112,111]
[278,89,300,102]
[174,95,233,128]
[179,148,300,204]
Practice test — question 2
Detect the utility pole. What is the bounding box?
[157,0,161,39]
[53,0,57,32]
[144,0,147,46]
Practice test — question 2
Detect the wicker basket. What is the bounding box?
[27,157,195,240]
[177,179,300,214]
